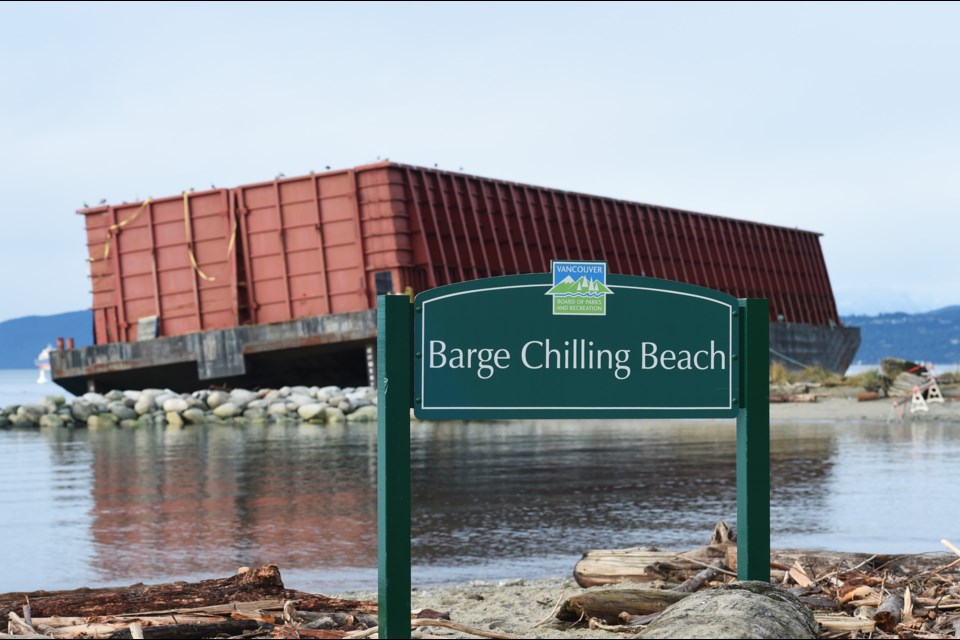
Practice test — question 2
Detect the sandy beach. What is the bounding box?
[770,391,960,423]
[339,578,673,639]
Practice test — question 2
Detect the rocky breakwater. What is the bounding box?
[0,385,378,429]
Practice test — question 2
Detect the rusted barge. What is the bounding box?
[52,162,859,393]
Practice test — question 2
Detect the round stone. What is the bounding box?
[71,401,97,422]
[39,414,65,429]
[162,397,189,413]
[134,397,154,415]
[82,392,107,405]
[212,403,240,418]
[297,403,327,420]
[267,402,290,416]
[346,405,378,422]
[288,394,314,408]
[108,402,138,420]
[182,408,207,424]
[207,390,230,409]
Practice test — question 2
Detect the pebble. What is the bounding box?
[346,405,377,422]
[88,414,118,428]
[39,414,64,429]
[316,385,341,401]
[108,401,138,420]
[71,401,96,422]
[206,390,229,409]
[162,398,189,413]
[297,403,326,420]
[288,394,314,408]
[154,393,177,409]
[17,404,46,422]
[3,383,379,430]
[243,407,266,420]
[267,402,290,416]
[182,408,207,424]
[230,389,257,406]
[212,402,240,418]
[134,397,154,415]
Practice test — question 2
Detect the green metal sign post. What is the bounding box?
[376,271,769,638]
[377,295,412,640]
[736,298,771,582]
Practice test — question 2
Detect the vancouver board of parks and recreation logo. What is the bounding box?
[546,260,613,316]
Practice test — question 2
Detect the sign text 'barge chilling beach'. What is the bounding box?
[414,261,739,419]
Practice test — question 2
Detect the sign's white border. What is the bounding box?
[420,283,734,411]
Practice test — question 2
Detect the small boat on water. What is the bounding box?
[35,345,52,384]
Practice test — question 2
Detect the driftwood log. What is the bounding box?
[105,619,262,639]
[557,589,690,623]
[577,544,908,589]
[574,522,736,587]
[0,565,375,620]
[635,581,817,639]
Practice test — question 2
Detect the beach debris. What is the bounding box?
[565,524,960,638]
[769,382,820,403]
[0,566,376,639]
[873,591,904,632]
[770,392,819,403]
[881,357,928,380]
[889,371,933,397]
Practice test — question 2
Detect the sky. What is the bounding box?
[1,1,958,323]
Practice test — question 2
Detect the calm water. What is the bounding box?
[1,369,959,594]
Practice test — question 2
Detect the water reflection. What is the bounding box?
[0,418,957,594]
[0,428,94,592]
[86,423,378,588]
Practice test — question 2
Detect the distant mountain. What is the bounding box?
[842,306,960,364]
[0,311,93,368]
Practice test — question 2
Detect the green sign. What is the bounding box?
[414,273,739,419]
[377,268,770,639]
